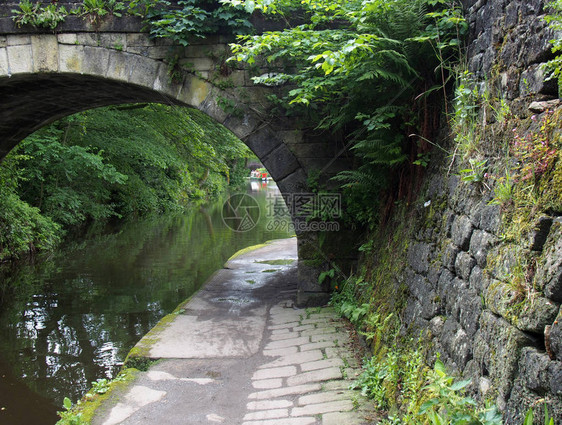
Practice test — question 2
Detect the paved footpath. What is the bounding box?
[90,238,376,425]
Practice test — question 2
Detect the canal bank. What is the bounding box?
[77,239,375,425]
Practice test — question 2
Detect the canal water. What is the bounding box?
[0,182,292,425]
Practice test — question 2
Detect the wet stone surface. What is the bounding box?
[89,239,376,425]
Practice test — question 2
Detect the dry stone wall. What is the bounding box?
[399,1,562,422]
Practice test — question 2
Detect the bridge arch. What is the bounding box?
[0,29,359,305]
[0,33,308,195]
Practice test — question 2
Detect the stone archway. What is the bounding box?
[0,29,359,305]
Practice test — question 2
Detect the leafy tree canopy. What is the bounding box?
[0,104,252,261]
[223,0,466,226]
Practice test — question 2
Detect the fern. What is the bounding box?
[229,0,465,225]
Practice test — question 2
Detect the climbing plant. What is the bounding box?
[227,0,467,227]
[144,0,254,46]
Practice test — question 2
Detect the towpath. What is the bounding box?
[89,238,376,425]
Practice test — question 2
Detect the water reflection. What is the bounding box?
[0,184,291,425]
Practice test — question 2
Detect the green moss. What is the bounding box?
[56,368,140,425]
[255,259,295,265]
[226,242,270,262]
[301,258,323,268]
[262,269,279,273]
[124,310,179,365]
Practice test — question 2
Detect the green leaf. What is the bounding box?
[245,0,255,13]
[450,379,471,391]
[523,408,533,425]
[63,397,72,410]
[434,359,447,377]
[419,398,439,414]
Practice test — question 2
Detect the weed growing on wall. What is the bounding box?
[12,0,68,29]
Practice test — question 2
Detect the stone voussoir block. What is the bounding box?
[6,43,32,73]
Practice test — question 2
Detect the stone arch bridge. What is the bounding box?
[0,4,357,305]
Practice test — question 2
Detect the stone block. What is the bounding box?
[455,251,476,281]
[520,63,558,97]
[408,273,441,319]
[430,316,445,337]
[516,297,559,333]
[176,74,212,108]
[298,390,355,406]
[180,56,214,72]
[252,366,297,380]
[222,109,260,139]
[518,347,553,393]
[82,46,110,76]
[270,331,299,341]
[259,350,324,369]
[452,215,474,250]
[184,44,228,59]
[477,204,501,234]
[301,358,344,372]
[442,243,460,271]
[469,265,485,294]
[437,268,454,301]
[247,399,293,410]
[252,378,283,389]
[262,144,300,182]
[535,220,562,302]
[128,53,160,87]
[6,35,30,46]
[458,290,482,338]
[127,33,154,47]
[403,297,424,329]
[291,399,354,417]
[441,318,472,368]
[0,47,7,75]
[264,336,310,350]
[277,169,309,195]
[31,35,58,72]
[248,384,322,400]
[7,44,32,73]
[59,44,84,73]
[408,242,431,274]
[469,230,497,268]
[474,310,534,401]
[483,279,520,321]
[263,346,299,357]
[99,33,127,50]
[299,341,338,352]
[528,216,554,252]
[446,277,468,320]
[106,50,132,82]
[549,307,562,361]
[152,62,183,99]
[244,409,288,421]
[286,367,342,386]
[505,376,562,425]
[242,418,316,425]
[76,33,99,47]
[125,46,149,56]
[243,126,282,158]
[57,33,77,45]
